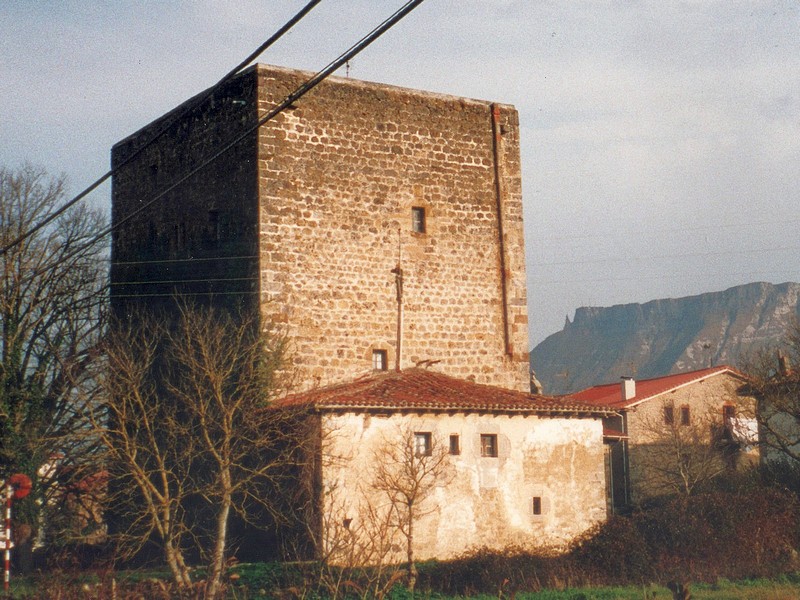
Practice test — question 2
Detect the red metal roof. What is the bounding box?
[276,368,615,416]
[566,365,750,409]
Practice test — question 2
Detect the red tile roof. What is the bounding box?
[603,427,628,439]
[566,365,750,409]
[276,368,615,416]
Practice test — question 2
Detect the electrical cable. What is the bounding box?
[0,0,323,258]
[40,0,426,279]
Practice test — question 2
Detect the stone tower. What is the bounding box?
[111,65,529,392]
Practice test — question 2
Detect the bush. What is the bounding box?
[417,545,578,596]
[635,488,800,581]
[417,487,800,595]
[569,515,654,584]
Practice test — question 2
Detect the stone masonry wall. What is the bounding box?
[111,72,261,316]
[111,65,530,392]
[255,65,529,391]
[625,373,758,501]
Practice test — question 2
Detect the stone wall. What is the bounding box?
[111,71,261,316]
[320,410,607,562]
[255,65,529,391]
[625,373,759,500]
[111,64,530,391]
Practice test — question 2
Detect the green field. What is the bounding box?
[7,568,800,600]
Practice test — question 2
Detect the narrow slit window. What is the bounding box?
[532,496,542,515]
[449,434,460,455]
[680,405,691,426]
[372,349,387,371]
[664,406,674,425]
[411,206,426,233]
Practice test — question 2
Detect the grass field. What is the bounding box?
[6,568,800,599]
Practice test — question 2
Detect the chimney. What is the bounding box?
[621,376,636,401]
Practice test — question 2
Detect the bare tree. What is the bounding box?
[371,424,450,592]
[0,164,107,565]
[95,302,300,599]
[313,483,401,599]
[740,318,800,472]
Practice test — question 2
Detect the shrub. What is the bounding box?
[634,488,800,581]
[569,515,654,584]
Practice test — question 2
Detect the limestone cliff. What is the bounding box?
[531,282,800,395]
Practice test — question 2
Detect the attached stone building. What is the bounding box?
[276,368,613,561]
[568,366,759,510]
[111,64,529,392]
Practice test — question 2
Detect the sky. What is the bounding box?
[2,1,799,346]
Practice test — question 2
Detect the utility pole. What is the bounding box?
[392,229,404,371]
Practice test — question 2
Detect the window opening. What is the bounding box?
[723,404,736,421]
[372,349,387,371]
[532,496,542,515]
[664,406,674,425]
[411,206,426,233]
[414,432,432,457]
[480,434,498,457]
[449,434,460,455]
[680,405,691,426]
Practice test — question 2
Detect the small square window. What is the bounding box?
[680,406,691,426]
[414,432,432,457]
[664,406,674,425]
[411,206,426,234]
[480,434,498,457]
[449,434,460,455]
[532,496,542,515]
[372,349,387,371]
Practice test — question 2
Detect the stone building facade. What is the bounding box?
[276,369,612,561]
[569,366,759,509]
[111,64,530,392]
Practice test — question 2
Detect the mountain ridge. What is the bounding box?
[531,282,800,395]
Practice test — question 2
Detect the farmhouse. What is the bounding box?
[276,368,614,562]
[568,366,759,510]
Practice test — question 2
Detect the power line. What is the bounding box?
[45,0,427,278]
[112,255,258,267]
[0,0,323,258]
[531,243,800,268]
[532,215,800,244]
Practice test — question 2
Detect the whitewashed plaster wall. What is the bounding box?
[319,411,606,562]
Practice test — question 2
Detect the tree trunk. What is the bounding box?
[406,511,416,593]
[206,475,232,600]
[164,539,191,588]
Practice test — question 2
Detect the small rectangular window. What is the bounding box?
[449,434,460,455]
[680,406,691,426]
[723,405,736,421]
[532,496,542,515]
[372,349,387,371]
[414,432,432,457]
[480,434,498,457]
[411,206,426,234]
[664,406,674,425]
